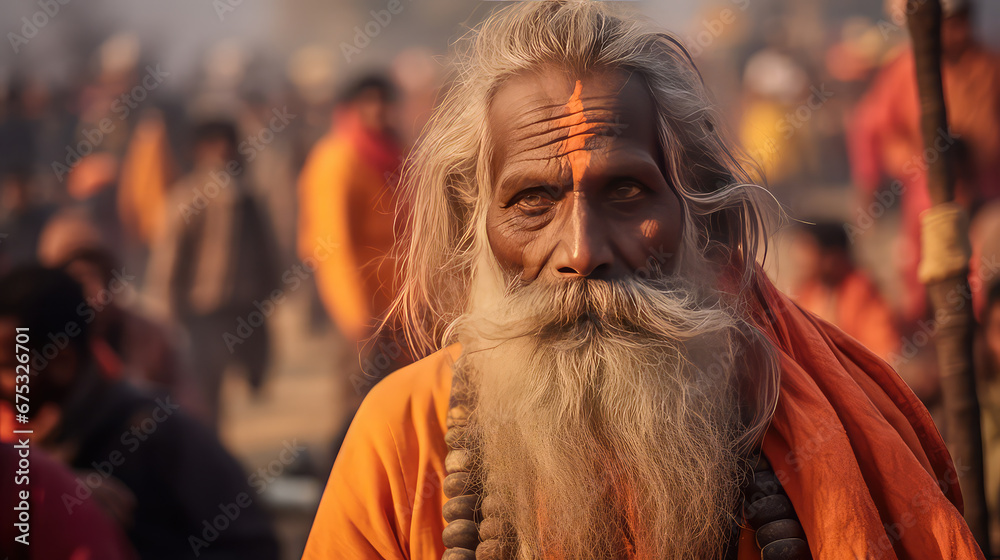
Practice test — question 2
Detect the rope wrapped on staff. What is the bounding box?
[906,0,989,553]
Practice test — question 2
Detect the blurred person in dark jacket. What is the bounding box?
[146,120,279,428]
[0,165,55,273]
[0,265,280,560]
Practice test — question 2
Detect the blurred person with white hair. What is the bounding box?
[305,2,983,559]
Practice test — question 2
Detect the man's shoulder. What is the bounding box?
[354,344,459,438]
[308,346,459,559]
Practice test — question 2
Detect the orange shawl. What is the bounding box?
[742,266,981,559]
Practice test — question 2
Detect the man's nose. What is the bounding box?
[549,195,614,279]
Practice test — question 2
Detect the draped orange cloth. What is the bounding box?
[304,268,983,559]
[297,112,401,343]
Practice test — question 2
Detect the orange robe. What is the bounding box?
[793,271,900,361]
[298,114,401,343]
[304,269,983,559]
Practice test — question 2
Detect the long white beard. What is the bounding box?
[453,263,773,559]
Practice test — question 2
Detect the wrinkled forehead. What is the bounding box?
[486,67,660,173]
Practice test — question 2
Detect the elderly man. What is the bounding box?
[305,2,982,559]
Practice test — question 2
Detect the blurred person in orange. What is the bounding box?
[304,3,982,559]
[297,75,409,455]
[0,265,280,560]
[848,0,1000,325]
[118,109,176,247]
[788,222,900,361]
[146,120,279,428]
[297,74,403,345]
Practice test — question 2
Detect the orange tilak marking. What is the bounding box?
[639,219,659,240]
[558,80,595,183]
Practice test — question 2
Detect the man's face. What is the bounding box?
[485,68,684,283]
[354,88,392,133]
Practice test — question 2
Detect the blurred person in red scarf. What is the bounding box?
[298,74,409,455]
[788,222,900,362]
[298,74,403,344]
[849,0,1000,326]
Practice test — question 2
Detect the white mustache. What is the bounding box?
[471,274,735,349]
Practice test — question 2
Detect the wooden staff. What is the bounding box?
[905,0,989,552]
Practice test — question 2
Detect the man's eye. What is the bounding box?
[514,192,555,215]
[608,183,644,201]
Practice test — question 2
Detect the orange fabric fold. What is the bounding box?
[743,265,981,560]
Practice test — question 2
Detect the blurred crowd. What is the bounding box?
[0,0,999,558]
